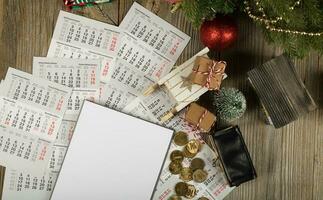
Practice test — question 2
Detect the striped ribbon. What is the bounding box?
[192,60,226,90]
[64,0,109,6]
[183,106,209,132]
[64,0,94,5]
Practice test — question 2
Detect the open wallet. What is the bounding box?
[211,126,257,187]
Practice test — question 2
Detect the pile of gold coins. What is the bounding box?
[168,131,209,200]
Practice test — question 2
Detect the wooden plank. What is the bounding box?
[0,1,321,200]
[14,0,63,73]
[0,0,18,78]
[220,14,323,200]
[312,55,323,200]
[0,166,4,200]
[279,52,321,200]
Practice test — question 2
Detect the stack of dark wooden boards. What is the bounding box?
[247,55,317,128]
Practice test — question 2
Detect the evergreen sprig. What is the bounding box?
[181,0,241,27]
[179,0,323,58]
[255,0,323,57]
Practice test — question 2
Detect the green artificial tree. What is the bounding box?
[212,87,247,122]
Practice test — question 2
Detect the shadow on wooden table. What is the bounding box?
[0,166,5,200]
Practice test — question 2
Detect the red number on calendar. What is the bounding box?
[56,96,64,111]
[47,121,56,136]
[102,62,110,77]
[38,146,47,161]
[109,36,118,51]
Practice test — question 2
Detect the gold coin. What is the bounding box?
[182,147,197,158]
[190,158,205,171]
[173,131,188,146]
[192,169,208,183]
[198,197,209,200]
[170,150,184,162]
[185,139,201,154]
[168,195,182,200]
[184,184,197,199]
[180,167,193,182]
[169,161,182,174]
[174,182,188,196]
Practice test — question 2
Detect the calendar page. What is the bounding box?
[0,97,62,142]
[99,2,191,108]
[64,89,97,120]
[123,88,178,122]
[0,67,73,199]
[1,68,72,117]
[33,57,100,89]
[100,58,155,110]
[120,2,190,63]
[122,98,159,124]
[0,124,52,172]
[2,167,58,200]
[48,119,75,173]
[47,10,121,82]
[95,81,106,104]
[0,67,72,174]
[103,32,174,83]
[1,119,77,200]
[33,57,100,120]
[124,97,234,200]
[99,79,138,110]
[99,36,173,109]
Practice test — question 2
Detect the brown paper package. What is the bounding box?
[190,56,226,90]
[185,103,216,132]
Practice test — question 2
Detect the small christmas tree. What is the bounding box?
[213,87,247,122]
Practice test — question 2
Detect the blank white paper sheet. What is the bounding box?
[51,101,173,200]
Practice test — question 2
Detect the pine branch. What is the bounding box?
[179,0,322,57]
[181,0,241,27]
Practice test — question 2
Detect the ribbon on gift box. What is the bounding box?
[143,47,228,123]
[184,103,216,132]
[190,56,226,91]
[64,0,111,8]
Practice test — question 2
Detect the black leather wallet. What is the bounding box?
[211,126,257,186]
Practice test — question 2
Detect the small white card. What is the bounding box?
[51,101,173,200]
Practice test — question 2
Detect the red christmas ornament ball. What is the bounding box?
[200,16,238,50]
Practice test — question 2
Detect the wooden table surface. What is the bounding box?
[0,0,322,200]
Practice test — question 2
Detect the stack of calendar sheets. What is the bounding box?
[0,68,72,199]
[0,2,234,200]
